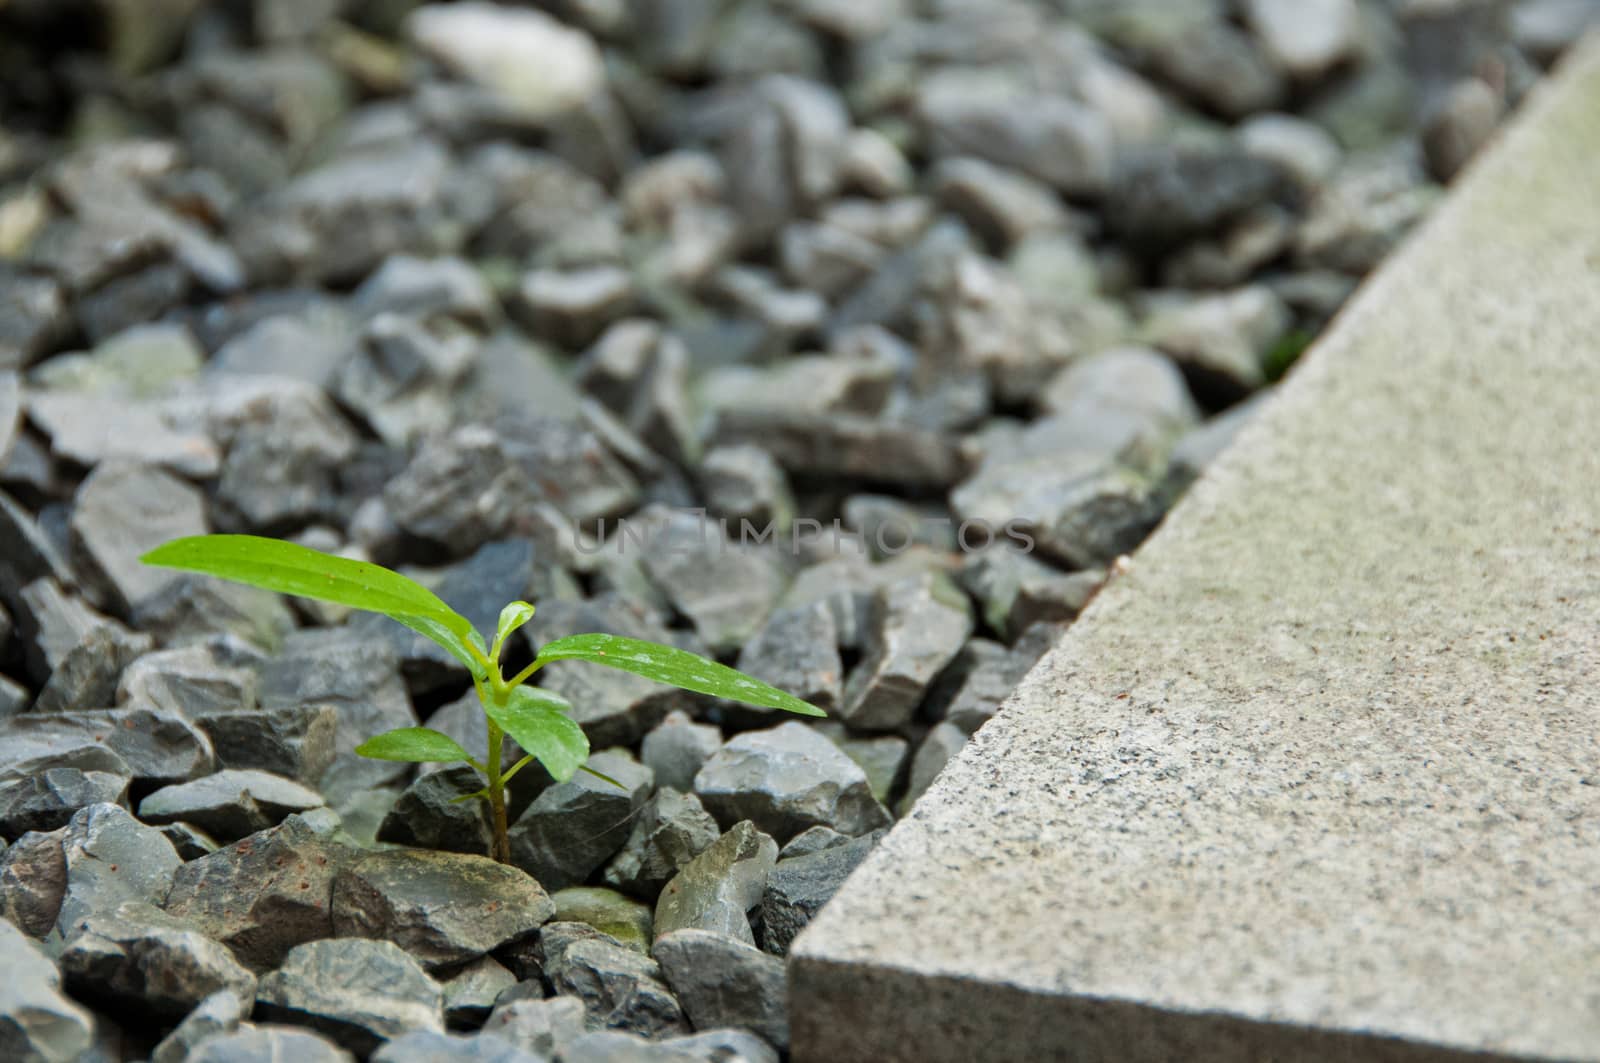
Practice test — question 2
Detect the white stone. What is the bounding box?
[408,3,603,123]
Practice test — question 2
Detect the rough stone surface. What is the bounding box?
[163,815,355,971]
[255,938,445,1055]
[332,849,554,970]
[836,574,973,732]
[139,769,325,841]
[542,932,687,1038]
[653,821,776,946]
[603,787,721,900]
[760,830,880,957]
[0,828,68,937]
[56,802,183,936]
[694,724,889,842]
[186,1023,355,1062]
[60,900,257,1019]
[790,43,1600,1062]
[479,996,586,1058]
[653,929,788,1050]
[638,713,722,795]
[440,957,517,1029]
[0,916,96,1061]
[549,887,652,952]
[371,1029,544,1062]
[150,989,249,1063]
[509,750,653,892]
[378,766,496,857]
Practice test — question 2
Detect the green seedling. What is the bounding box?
[141,534,824,864]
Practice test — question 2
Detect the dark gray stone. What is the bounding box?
[117,641,262,717]
[255,938,445,1055]
[257,628,417,793]
[543,934,687,1038]
[929,624,1059,735]
[697,446,794,531]
[191,703,339,785]
[160,821,221,861]
[711,410,965,489]
[653,821,776,946]
[897,722,969,815]
[716,76,849,241]
[0,827,68,938]
[509,750,653,892]
[0,493,74,609]
[440,957,517,1030]
[516,267,634,349]
[0,763,129,839]
[731,602,842,719]
[140,770,325,841]
[0,372,19,467]
[694,726,889,842]
[811,724,908,807]
[335,314,478,449]
[0,916,95,1061]
[777,826,850,860]
[1148,17,1283,117]
[56,802,183,937]
[131,575,298,654]
[332,849,554,970]
[0,673,26,719]
[932,156,1068,251]
[759,831,881,955]
[603,788,721,900]
[2,708,214,785]
[378,766,496,858]
[163,815,356,971]
[1106,147,1290,250]
[208,311,353,389]
[837,574,973,732]
[150,989,248,1063]
[635,508,791,654]
[638,714,721,796]
[186,1024,354,1063]
[0,271,69,372]
[653,929,788,1050]
[959,549,1103,643]
[480,996,586,1058]
[60,900,256,1019]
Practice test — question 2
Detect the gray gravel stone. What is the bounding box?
[60,901,256,1019]
[354,255,498,329]
[837,574,973,732]
[1295,153,1440,275]
[0,828,67,937]
[695,724,890,842]
[811,724,907,806]
[1106,147,1288,250]
[3,707,213,786]
[440,957,518,1030]
[0,760,130,838]
[255,938,445,1055]
[603,787,721,901]
[140,770,325,841]
[558,1028,778,1063]
[509,750,653,892]
[190,702,339,785]
[150,989,248,1063]
[635,507,791,654]
[1423,77,1503,182]
[1244,0,1360,78]
[116,641,261,717]
[0,372,21,469]
[959,549,1103,642]
[372,1029,545,1063]
[543,934,687,1038]
[0,915,95,1062]
[932,156,1069,251]
[163,815,356,971]
[759,831,881,955]
[1144,285,1291,398]
[653,929,788,1050]
[897,722,969,816]
[56,802,183,938]
[0,272,69,372]
[731,601,842,718]
[332,849,554,970]
[24,391,221,478]
[652,821,776,946]
[777,826,850,860]
[379,766,496,858]
[480,996,586,1058]
[1147,17,1283,118]
[257,628,417,794]
[160,821,221,861]
[186,1024,355,1063]
[549,887,652,952]
[710,409,965,489]
[639,713,722,796]
[916,71,1113,195]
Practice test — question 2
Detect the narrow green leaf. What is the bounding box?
[534,633,826,717]
[579,764,626,790]
[449,788,490,805]
[142,535,487,678]
[356,727,472,763]
[484,686,588,783]
[494,601,536,654]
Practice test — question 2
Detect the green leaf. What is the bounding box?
[142,535,487,678]
[356,727,472,763]
[534,633,826,717]
[485,686,588,783]
[494,601,536,653]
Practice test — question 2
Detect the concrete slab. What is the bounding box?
[791,35,1600,1063]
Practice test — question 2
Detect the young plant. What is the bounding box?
[141,534,824,864]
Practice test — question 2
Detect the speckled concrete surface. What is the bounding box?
[790,34,1600,1063]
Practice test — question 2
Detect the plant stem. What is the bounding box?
[484,716,511,864]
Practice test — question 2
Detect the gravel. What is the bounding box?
[0,0,1567,1053]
